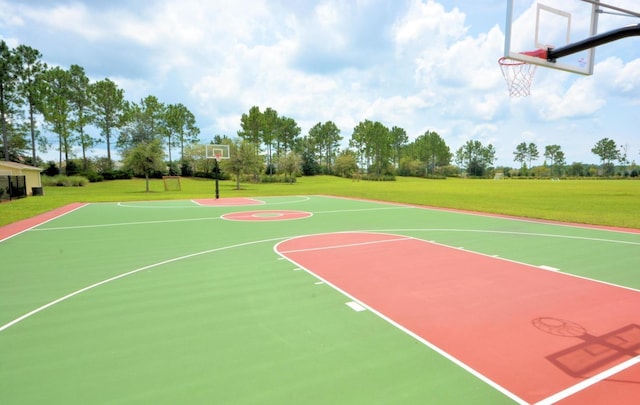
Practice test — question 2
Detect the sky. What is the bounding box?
[1,0,639,166]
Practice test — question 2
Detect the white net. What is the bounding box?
[499,57,537,97]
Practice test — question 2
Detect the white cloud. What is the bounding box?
[537,76,605,120]
[1,0,638,166]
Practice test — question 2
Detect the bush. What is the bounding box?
[180,162,193,177]
[43,162,60,177]
[82,171,104,182]
[42,175,89,187]
[65,160,80,176]
[167,161,180,176]
[101,169,132,180]
[259,174,287,183]
[363,173,396,181]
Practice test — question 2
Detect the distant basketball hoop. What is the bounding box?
[205,144,230,200]
[498,56,537,97]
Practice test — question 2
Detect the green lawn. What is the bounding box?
[1,176,639,229]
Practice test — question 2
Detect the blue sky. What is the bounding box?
[1,0,638,166]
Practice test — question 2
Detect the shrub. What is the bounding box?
[65,160,80,176]
[82,171,104,182]
[180,162,193,177]
[42,175,89,187]
[43,162,60,177]
[102,169,132,180]
[167,161,181,176]
[259,174,287,183]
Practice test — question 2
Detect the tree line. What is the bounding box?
[513,137,635,178]
[2,40,637,182]
[0,40,199,178]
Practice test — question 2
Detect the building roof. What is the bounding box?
[0,161,43,172]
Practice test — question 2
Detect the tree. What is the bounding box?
[164,103,199,165]
[0,40,20,161]
[224,139,262,190]
[118,95,165,149]
[68,65,94,170]
[275,151,302,183]
[455,140,496,176]
[0,121,29,161]
[238,105,262,154]
[414,130,451,175]
[566,162,586,177]
[275,116,300,155]
[261,107,278,175]
[297,136,320,176]
[526,143,540,174]
[618,143,629,176]
[39,66,74,171]
[544,144,566,178]
[14,44,48,164]
[513,142,539,177]
[308,121,342,173]
[513,142,527,174]
[350,120,391,178]
[122,139,165,192]
[333,150,359,178]
[90,78,127,166]
[389,126,408,168]
[591,137,619,176]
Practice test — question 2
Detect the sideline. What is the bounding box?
[0,203,87,243]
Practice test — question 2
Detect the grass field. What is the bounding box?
[1,176,639,229]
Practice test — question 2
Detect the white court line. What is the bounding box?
[117,195,311,208]
[30,216,221,231]
[535,355,640,405]
[190,197,265,207]
[278,236,412,254]
[314,206,412,215]
[539,265,560,272]
[0,236,289,333]
[346,301,366,312]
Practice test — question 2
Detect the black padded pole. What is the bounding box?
[547,23,640,62]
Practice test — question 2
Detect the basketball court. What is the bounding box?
[1,195,639,404]
[2,1,639,403]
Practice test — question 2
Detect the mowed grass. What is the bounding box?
[1,175,639,229]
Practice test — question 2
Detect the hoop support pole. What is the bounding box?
[547,23,640,62]
[214,159,220,199]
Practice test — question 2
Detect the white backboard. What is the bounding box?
[504,0,599,75]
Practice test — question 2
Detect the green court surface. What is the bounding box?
[1,195,639,404]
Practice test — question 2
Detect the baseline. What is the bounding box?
[191,197,264,206]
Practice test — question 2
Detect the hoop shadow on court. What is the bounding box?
[533,317,640,382]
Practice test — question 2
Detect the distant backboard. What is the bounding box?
[505,0,599,75]
[205,144,230,161]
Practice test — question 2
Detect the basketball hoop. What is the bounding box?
[498,56,537,97]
